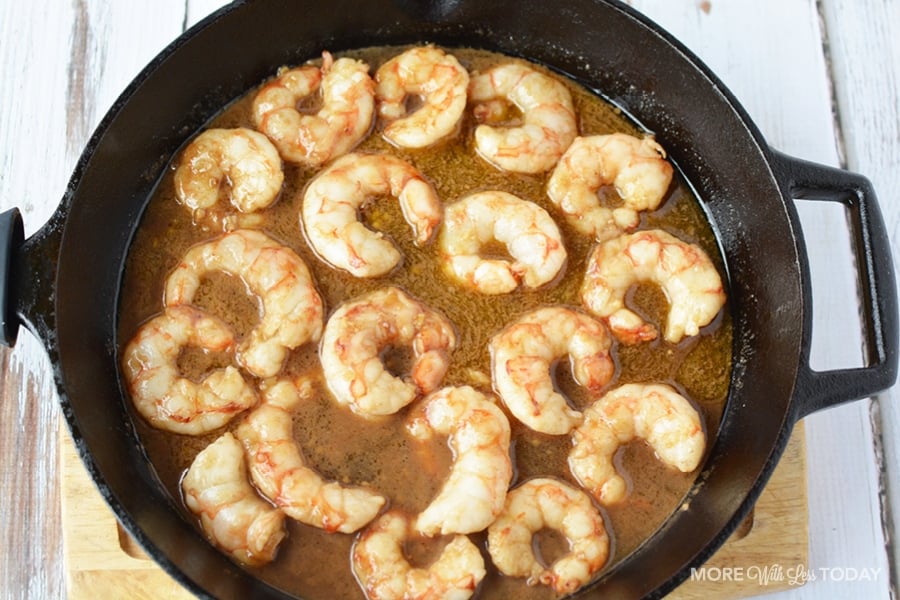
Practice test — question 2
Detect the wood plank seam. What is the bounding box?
[869,399,899,597]
[813,0,848,168]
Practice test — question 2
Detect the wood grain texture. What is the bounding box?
[0,0,896,599]
[0,1,186,599]
[670,425,809,599]
[819,0,900,591]
[629,2,893,597]
[59,423,808,599]
[1,2,78,599]
[60,429,193,600]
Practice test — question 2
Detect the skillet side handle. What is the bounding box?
[773,151,899,420]
[0,208,25,346]
[0,207,62,350]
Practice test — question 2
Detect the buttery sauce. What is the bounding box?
[118,46,731,600]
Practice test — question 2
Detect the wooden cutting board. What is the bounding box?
[61,424,808,599]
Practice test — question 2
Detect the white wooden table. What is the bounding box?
[0,1,896,598]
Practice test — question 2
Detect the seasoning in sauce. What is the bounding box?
[118,45,732,600]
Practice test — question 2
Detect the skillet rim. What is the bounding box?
[45,0,807,598]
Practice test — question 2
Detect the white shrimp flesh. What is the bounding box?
[547,134,674,241]
[581,229,727,344]
[468,63,577,174]
[302,152,442,277]
[406,385,512,536]
[490,306,614,435]
[165,229,324,378]
[352,510,486,600]
[439,191,566,295]
[173,127,283,231]
[375,45,470,148]
[487,477,609,595]
[121,305,257,435]
[319,287,457,418]
[235,378,386,533]
[252,52,374,167]
[182,432,286,566]
[569,383,706,505]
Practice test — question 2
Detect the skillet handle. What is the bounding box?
[0,208,25,346]
[0,207,62,349]
[773,151,899,420]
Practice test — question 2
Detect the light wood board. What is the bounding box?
[61,424,808,599]
[5,2,895,598]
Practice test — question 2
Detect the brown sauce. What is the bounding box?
[118,45,732,600]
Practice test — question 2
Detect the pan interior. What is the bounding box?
[51,1,803,598]
[117,43,736,599]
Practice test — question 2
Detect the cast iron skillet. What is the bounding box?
[0,0,896,598]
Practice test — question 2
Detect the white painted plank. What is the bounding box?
[2,1,894,599]
[820,0,900,588]
[0,2,76,598]
[68,0,189,144]
[0,0,186,598]
[0,2,74,231]
[630,1,890,598]
[186,0,232,29]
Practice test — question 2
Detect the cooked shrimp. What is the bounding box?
[375,46,469,148]
[468,63,577,173]
[302,153,442,277]
[121,306,257,435]
[173,127,284,229]
[406,386,512,536]
[581,229,727,344]
[487,478,609,595]
[439,191,566,294]
[182,432,286,566]
[352,510,486,600]
[320,287,456,418]
[235,379,386,533]
[569,383,705,505]
[165,229,324,378]
[490,307,614,435]
[252,52,374,167]
[547,134,674,241]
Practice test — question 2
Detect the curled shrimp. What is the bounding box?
[490,307,614,435]
[487,477,610,595]
[468,63,577,174]
[547,134,674,241]
[569,383,706,505]
[320,287,456,418]
[301,152,442,277]
[439,191,566,295]
[352,510,486,600]
[252,51,374,167]
[581,229,727,344]
[375,46,469,148]
[182,432,286,566]
[165,229,324,378]
[235,379,386,533]
[173,127,283,230]
[121,305,257,435]
[406,386,512,536]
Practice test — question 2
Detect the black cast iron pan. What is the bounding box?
[0,0,896,598]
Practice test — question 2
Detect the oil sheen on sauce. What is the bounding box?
[117,46,732,600]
